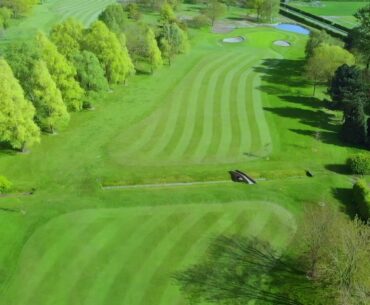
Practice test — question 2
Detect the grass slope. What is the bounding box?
[4,202,295,305]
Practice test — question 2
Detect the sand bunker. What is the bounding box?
[273,40,291,47]
[223,36,245,43]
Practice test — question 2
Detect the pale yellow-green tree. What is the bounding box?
[145,27,163,72]
[305,44,355,95]
[0,58,40,151]
[83,21,134,84]
[49,18,84,61]
[29,60,70,133]
[36,32,85,111]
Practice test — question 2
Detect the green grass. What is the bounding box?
[3,202,295,305]
[0,0,116,46]
[290,1,369,28]
[0,3,366,305]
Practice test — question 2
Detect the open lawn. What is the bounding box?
[0,2,365,305]
[290,1,369,28]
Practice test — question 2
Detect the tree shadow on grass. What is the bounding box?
[175,235,324,305]
[324,164,349,175]
[331,187,357,218]
[254,59,310,89]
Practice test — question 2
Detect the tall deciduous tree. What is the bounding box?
[251,0,280,23]
[49,18,84,61]
[305,44,355,96]
[36,32,84,111]
[329,65,364,109]
[342,92,367,145]
[0,7,12,29]
[305,30,341,59]
[203,0,226,25]
[72,50,109,92]
[98,3,126,33]
[83,21,134,84]
[29,60,70,133]
[145,27,163,72]
[159,23,189,65]
[0,58,40,151]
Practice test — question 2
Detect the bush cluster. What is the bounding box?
[347,153,370,175]
[0,176,12,194]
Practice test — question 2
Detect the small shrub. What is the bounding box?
[0,176,12,194]
[82,101,94,110]
[346,153,370,175]
[352,179,370,220]
[188,14,211,28]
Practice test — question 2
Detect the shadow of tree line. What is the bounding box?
[175,235,326,305]
[253,58,347,150]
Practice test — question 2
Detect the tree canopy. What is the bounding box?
[0,58,40,150]
[29,60,70,133]
[98,3,126,33]
[203,0,227,25]
[36,32,85,111]
[50,18,84,61]
[83,21,134,84]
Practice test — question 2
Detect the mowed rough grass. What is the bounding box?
[0,0,116,45]
[4,202,295,305]
[289,1,368,28]
[110,49,273,165]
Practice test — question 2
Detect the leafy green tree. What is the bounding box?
[98,3,126,33]
[305,30,341,59]
[347,5,370,71]
[125,3,141,20]
[49,18,84,60]
[328,65,364,109]
[83,21,134,84]
[72,50,109,92]
[305,44,355,96]
[159,3,176,24]
[159,22,189,65]
[145,27,163,72]
[29,60,70,133]
[0,58,40,151]
[251,0,279,23]
[4,41,40,96]
[342,92,367,145]
[36,32,84,111]
[203,0,226,25]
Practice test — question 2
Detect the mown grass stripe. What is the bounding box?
[252,74,273,157]
[82,212,171,305]
[147,210,250,305]
[101,212,192,305]
[180,53,243,159]
[14,220,108,305]
[189,54,253,162]
[216,56,257,158]
[29,218,125,305]
[204,53,251,160]
[117,211,218,305]
[168,53,235,160]
[123,54,216,160]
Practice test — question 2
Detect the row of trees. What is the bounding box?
[0,2,189,151]
[305,4,370,148]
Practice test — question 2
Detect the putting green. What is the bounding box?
[5,202,295,305]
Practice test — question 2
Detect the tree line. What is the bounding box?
[305,4,370,148]
[0,2,189,152]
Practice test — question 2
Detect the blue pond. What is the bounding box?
[275,23,310,35]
